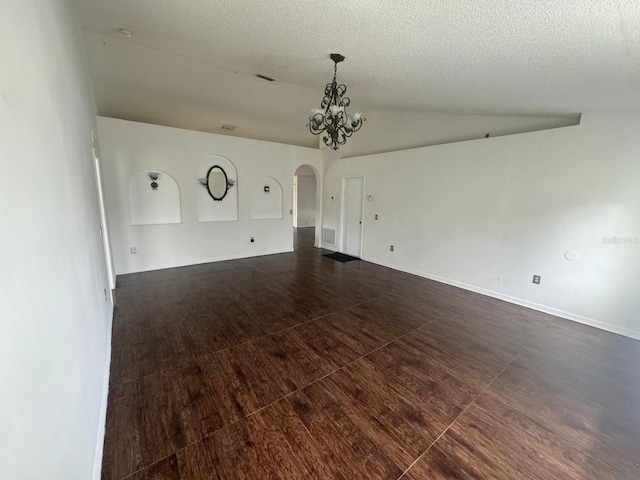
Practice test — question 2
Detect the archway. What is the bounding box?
[293,165,318,250]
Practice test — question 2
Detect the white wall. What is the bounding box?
[296,175,317,228]
[98,117,322,274]
[251,177,284,220]
[326,110,579,160]
[323,113,640,339]
[0,1,113,479]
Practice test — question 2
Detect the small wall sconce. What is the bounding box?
[149,172,159,190]
[264,185,270,193]
[198,178,237,189]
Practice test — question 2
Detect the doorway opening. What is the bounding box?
[293,165,318,250]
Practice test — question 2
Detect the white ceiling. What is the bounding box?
[75,0,640,147]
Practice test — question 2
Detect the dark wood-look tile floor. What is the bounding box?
[103,227,640,479]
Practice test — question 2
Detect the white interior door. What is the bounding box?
[342,176,364,257]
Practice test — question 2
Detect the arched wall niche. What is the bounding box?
[128,170,181,225]
[251,176,283,220]
[197,155,238,222]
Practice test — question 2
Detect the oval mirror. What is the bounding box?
[206,165,229,201]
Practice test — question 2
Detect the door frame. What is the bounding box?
[340,175,365,257]
[92,141,116,291]
[292,177,298,228]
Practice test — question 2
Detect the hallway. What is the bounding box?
[293,226,316,251]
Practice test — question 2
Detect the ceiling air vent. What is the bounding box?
[221,124,236,131]
[255,73,275,82]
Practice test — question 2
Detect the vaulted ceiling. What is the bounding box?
[75,0,640,147]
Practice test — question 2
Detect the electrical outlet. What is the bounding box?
[250,237,255,243]
[390,245,394,252]
[375,214,379,220]
[532,275,541,284]
[130,247,137,254]
[290,209,293,215]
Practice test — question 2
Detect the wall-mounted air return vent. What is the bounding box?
[255,74,275,82]
[322,227,336,246]
[221,124,236,131]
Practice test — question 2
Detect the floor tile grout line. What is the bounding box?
[237,316,442,422]
[117,314,442,480]
[395,350,522,480]
[112,277,391,339]
[111,314,322,388]
[112,281,442,389]
[110,292,396,389]
[109,242,569,479]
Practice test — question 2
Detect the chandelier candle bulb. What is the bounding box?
[307,53,365,150]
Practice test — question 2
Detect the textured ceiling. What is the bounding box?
[75,0,640,146]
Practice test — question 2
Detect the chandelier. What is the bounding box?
[308,54,365,150]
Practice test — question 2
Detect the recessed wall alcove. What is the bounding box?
[128,170,181,225]
[197,155,238,222]
[251,177,283,220]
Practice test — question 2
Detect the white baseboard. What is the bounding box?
[361,255,640,341]
[92,301,114,480]
[117,248,294,275]
[321,244,338,252]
